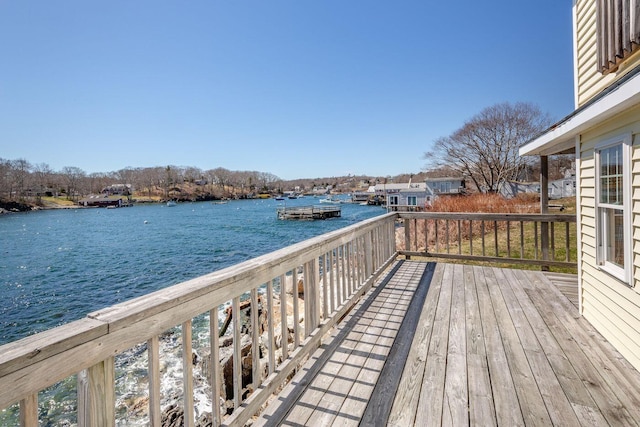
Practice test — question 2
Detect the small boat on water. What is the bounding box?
[166,200,177,207]
[319,196,342,204]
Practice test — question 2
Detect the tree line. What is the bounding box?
[0,161,283,202]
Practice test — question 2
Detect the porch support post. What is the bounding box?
[540,155,550,271]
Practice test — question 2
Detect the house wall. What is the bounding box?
[578,102,640,369]
[575,0,640,107]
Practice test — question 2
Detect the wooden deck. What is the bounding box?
[255,261,640,426]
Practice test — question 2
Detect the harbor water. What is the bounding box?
[0,197,383,425]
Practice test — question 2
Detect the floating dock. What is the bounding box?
[277,205,341,220]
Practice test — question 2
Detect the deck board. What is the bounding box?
[253,262,640,426]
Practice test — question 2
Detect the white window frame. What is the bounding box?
[595,133,633,284]
[407,196,417,206]
[388,195,399,206]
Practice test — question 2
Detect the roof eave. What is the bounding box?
[520,70,640,156]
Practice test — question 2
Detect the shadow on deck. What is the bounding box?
[255,261,640,426]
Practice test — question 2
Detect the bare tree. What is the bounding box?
[32,163,54,201]
[425,102,552,192]
[61,166,86,201]
[0,158,13,199]
[9,159,32,199]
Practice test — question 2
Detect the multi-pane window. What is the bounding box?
[596,135,631,282]
[596,0,640,73]
[407,196,417,206]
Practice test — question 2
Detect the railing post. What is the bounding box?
[77,358,115,427]
[365,230,373,276]
[540,155,550,271]
[19,394,37,427]
[303,259,320,337]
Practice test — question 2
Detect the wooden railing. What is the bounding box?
[0,213,397,427]
[398,212,577,269]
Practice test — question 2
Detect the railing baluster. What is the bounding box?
[494,221,499,257]
[182,320,195,427]
[413,218,418,252]
[148,336,161,427]
[209,308,221,427]
[303,262,312,337]
[506,221,511,258]
[534,222,539,260]
[292,269,300,348]
[446,219,450,254]
[19,394,37,427]
[346,242,353,296]
[550,222,556,261]
[311,258,320,329]
[469,220,473,256]
[355,239,360,289]
[330,250,336,313]
[435,220,440,253]
[360,236,366,285]
[321,255,328,321]
[267,281,275,373]
[340,245,347,302]
[520,221,525,259]
[280,274,289,361]
[566,222,571,262]
[481,221,486,257]
[457,220,462,255]
[232,296,242,411]
[424,218,429,254]
[250,289,260,391]
[334,249,342,308]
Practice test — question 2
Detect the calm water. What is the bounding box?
[0,197,383,346]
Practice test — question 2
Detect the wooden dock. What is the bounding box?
[277,205,341,220]
[256,261,640,426]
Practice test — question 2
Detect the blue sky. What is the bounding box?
[0,1,574,180]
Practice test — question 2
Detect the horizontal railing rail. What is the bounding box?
[397,212,577,268]
[0,213,398,427]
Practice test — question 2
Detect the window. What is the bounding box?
[407,196,417,206]
[596,0,640,73]
[596,134,632,283]
[388,195,399,206]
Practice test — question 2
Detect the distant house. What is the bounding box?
[102,184,132,196]
[78,194,126,208]
[425,177,466,195]
[373,182,429,211]
[519,0,640,370]
[499,175,577,200]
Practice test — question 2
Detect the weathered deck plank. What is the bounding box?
[254,262,640,426]
[387,262,444,426]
